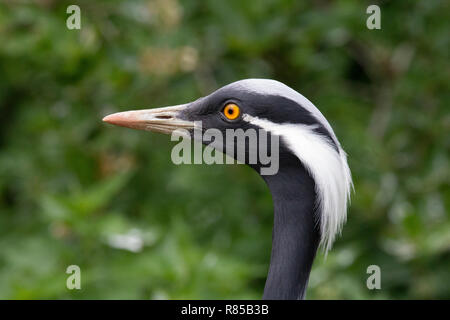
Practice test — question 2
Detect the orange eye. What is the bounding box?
[223,103,240,120]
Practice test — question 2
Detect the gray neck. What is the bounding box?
[261,156,320,300]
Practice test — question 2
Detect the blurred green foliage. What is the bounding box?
[0,0,449,299]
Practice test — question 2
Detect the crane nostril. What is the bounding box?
[154,115,173,120]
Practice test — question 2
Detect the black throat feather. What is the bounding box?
[261,153,320,300]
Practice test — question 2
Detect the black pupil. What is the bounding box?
[227,107,234,115]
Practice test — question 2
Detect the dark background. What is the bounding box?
[0,0,448,299]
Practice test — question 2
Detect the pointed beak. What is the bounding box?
[102,104,195,135]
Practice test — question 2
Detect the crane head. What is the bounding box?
[103,79,352,252]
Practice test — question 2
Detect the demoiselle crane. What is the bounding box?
[103,79,352,299]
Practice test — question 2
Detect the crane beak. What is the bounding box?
[102,104,195,135]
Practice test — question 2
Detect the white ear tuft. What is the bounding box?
[243,114,353,253]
